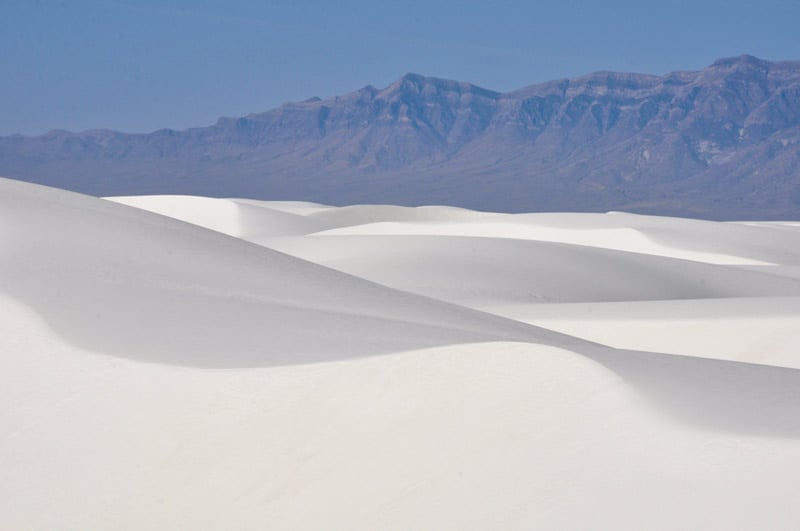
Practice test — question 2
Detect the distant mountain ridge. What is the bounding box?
[2,54,800,219]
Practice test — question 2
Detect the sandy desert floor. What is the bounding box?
[3,177,800,529]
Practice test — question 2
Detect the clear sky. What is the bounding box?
[2,0,799,136]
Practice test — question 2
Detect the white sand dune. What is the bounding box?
[4,182,800,529]
[4,180,580,367]
[484,296,800,369]
[262,234,800,304]
[110,195,800,266]
[309,211,800,266]
[111,195,326,237]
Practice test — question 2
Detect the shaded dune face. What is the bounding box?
[261,234,800,304]
[581,346,800,438]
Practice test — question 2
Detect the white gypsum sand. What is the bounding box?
[2,179,800,530]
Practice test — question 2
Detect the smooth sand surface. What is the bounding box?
[2,182,800,529]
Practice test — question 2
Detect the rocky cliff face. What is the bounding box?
[2,55,799,219]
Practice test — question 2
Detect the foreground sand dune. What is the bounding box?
[3,179,800,529]
[4,179,586,367]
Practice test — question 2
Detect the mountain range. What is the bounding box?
[2,54,799,219]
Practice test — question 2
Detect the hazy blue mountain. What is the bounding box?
[2,55,799,219]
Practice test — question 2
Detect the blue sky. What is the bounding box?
[2,0,799,135]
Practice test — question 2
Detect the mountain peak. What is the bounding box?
[384,72,441,92]
[711,54,771,69]
[399,72,426,83]
[379,72,499,100]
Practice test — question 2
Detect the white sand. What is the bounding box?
[2,181,800,529]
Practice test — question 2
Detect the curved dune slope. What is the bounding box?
[264,234,800,304]
[106,195,800,367]
[0,178,584,367]
[110,195,800,266]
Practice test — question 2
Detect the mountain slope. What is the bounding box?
[2,55,800,219]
